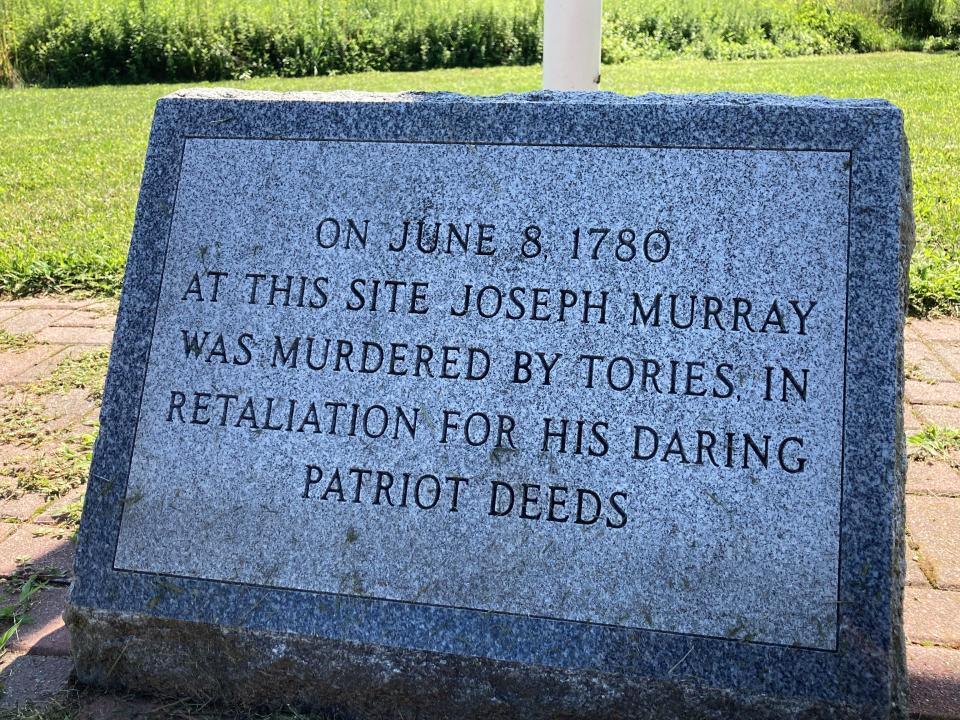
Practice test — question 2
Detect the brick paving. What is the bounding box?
[908,496,960,589]
[0,299,957,716]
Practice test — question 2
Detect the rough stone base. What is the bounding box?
[67,605,878,720]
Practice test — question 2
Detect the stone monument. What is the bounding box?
[66,89,914,719]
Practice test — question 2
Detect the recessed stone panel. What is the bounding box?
[68,90,913,720]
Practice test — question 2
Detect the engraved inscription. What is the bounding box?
[114,139,849,650]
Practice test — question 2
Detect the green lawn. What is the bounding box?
[0,51,958,313]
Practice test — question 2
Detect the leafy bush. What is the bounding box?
[10,6,541,85]
[846,0,960,39]
[3,1,544,85]
[896,0,960,37]
[603,0,900,62]
[0,0,911,87]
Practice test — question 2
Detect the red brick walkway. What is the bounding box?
[903,318,960,719]
[0,298,958,717]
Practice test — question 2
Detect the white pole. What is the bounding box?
[543,0,602,91]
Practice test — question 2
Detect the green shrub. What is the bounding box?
[856,0,960,39]
[8,3,544,85]
[600,0,900,63]
[896,0,960,36]
[2,0,912,87]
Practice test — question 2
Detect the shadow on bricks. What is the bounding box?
[0,537,77,709]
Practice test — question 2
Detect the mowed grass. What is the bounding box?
[0,51,958,312]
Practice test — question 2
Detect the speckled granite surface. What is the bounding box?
[68,89,913,719]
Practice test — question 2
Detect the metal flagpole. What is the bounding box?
[542,0,602,91]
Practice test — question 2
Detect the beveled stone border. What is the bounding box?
[69,90,912,719]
